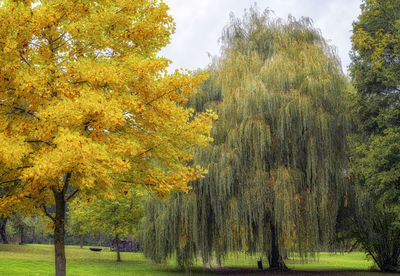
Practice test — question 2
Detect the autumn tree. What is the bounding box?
[68,188,144,262]
[0,1,214,275]
[142,7,350,270]
[347,0,400,271]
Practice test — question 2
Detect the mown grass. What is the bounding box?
[0,244,399,275]
[222,251,374,270]
[219,251,400,275]
[0,244,210,276]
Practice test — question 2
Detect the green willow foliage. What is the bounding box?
[142,7,350,269]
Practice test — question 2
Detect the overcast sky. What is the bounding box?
[160,0,362,75]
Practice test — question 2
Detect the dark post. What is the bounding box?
[258,258,263,270]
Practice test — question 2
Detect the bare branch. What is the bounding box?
[28,42,42,48]
[120,180,156,186]
[62,172,71,194]
[0,179,18,185]
[65,189,79,201]
[53,37,73,51]
[0,166,31,178]
[42,204,55,222]
[71,80,88,85]
[7,106,39,120]
[16,166,31,170]
[19,53,31,67]
[25,140,53,146]
[53,32,66,43]
[135,147,153,158]
[145,90,175,106]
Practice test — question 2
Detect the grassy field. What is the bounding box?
[0,244,210,276]
[0,244,399,275]
[222,251,374,270]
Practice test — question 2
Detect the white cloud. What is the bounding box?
[161,0,362,74]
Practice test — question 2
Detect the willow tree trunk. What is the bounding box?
[0,217,7,244]
[54,189,66,276]
[268,222,287,270]
[115,234,121,262]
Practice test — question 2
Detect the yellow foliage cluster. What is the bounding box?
[352,27,391,68]
[0,0,215,215]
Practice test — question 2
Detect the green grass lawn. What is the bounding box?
[0,244,399,275]
[222,251,374,270]
[0,244,210,276]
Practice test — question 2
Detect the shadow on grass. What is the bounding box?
[207,267,400,275]
[153,266,214,276]
[69,257,147,265]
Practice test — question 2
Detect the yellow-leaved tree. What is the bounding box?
[0,1,215,275]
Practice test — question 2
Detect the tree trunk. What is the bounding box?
[0,217,8,244]
[19,226,24,245]
[80,235,83,249]
[268,222,287,270]
[53,188,67,276]
[97,233,102,246]
[115,234,121,262]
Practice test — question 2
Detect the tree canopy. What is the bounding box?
[350,0,400,135]
[349,0,400,203]
[142,7,350,270]
[68,188,144,261]
[0,1,214,275]
[347,0,400,271]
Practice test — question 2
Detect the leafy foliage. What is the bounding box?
[68,188,144,261]
[5,214,52,244]
[348,0,400,271]
[346,128,400,272]
[0,0,214,211]
[68,188,144,239]
[0,0,214,275]
[352,193,400,272]
[350,0,400,135]
[142,7,350,270]
[350,128,400,206]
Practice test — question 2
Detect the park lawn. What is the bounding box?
[220,251,400,275]
[0,244,399,275]
[0,244,211,276]
[222,251,374,270]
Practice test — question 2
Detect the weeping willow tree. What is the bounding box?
[142,7,350,270]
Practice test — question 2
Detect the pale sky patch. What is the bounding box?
[160,0,362,74]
